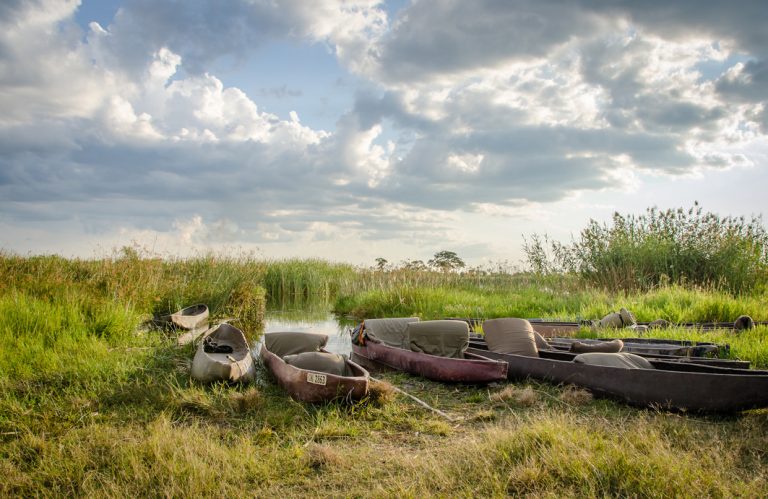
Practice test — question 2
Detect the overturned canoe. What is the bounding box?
[261,332,369,402]
[191,323,255,383]
[352,318,508,383]
[469,346,768,412]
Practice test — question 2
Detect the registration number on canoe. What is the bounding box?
[307,373,327,386]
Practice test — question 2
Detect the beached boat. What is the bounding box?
[191,323,255,383]
[261,332,369,403]
[351,318,508,383]
[470,347,768,412]
[159,304,209,330]
[470,318,768,412]
[155,304,210,345]
[468,338,749,368]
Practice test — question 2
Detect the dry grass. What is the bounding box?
[559,385,594,406]
[490,385,540,407]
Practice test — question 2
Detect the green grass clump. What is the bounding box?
[525,203,768,293]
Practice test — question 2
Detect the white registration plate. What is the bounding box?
[306,373,327,385]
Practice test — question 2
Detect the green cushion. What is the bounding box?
[265,332,328,357]
[283,352,350,376]
[406,320,469,358]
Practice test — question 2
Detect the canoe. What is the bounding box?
[352,342,508,383]
[191,323,255,383]
[155,304,210,345]
[261,332,369,402]
[159,304,209,330]
[468,337,745,368]
[537,337,725,357]
[468,347,768,412]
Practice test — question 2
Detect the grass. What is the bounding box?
[2,251,768,496]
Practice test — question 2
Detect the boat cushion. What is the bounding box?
[570,339,624,354]
[573,352,655,369]
[533,331,550,350]
[364,317,420,348]
[265,332,328,357]
[406,320,469,358]
[283,351,351,376]
[483,318,538,357]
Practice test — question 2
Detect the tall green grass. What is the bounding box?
[524,204,768,292]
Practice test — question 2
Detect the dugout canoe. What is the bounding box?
[467,337,746,368]
[352,342,508,383]
[191,323,255,383]
[261,332,369,403]
[159,304,209,330]
[468,347,768,412]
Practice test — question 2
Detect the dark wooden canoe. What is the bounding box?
[468,347,768,412]
[544,337,724,357]
[352,342,508,383]
[468,337,747,368]
[261,344,369,403]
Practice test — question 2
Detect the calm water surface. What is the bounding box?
[257,310,354,355]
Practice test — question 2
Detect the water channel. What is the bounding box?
[259,305,354,355]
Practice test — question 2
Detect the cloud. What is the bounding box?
[1,0,767,263]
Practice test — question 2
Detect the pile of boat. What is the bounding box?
[157,305,768,412]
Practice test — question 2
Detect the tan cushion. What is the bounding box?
[483,318,538,357]
[573,352,654,369]
[533,331,550,350]
[364,317,420,348]
[265,332,328,357]
[283,351,350,376]
[570,339,624,354]
[406,320,469,358]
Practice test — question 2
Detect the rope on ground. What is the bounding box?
[370,375,458,422]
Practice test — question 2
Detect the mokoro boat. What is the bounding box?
[449,318,767,334]
[191,323,255,383]
[159,304,209,330]
[468,347,768,412]
[352,318,508,383]
[155,304,210,345]
[261,332,369,403]
[468,337,746,368]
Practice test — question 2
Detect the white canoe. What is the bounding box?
[191,323,255,383]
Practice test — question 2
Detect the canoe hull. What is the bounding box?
[352,342,508,383]
[190,324,255,383]
[261,346,369,403]
[468,347,768,412]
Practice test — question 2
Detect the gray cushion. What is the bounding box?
[265,332,328,357]
[364,317,420,348]
[283,351,350,376]
[406,320,469,358]
[483,318,538,357]
[570,339,624,354]
[573,352,654,369]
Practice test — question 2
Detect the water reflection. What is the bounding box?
[259,310,355,355]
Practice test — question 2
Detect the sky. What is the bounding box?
[1,0,767,268]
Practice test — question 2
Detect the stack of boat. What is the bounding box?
[465,317,768,412]
[159,305,768,412]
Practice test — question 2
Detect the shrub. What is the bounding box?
[524,203,768,293]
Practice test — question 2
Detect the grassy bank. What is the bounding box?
[2,252,768,496]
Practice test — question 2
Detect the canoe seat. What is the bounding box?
[573,352,655,369]
[406,320,469,359]
[570,339,624,354]
[483,318,538,357]
[265,332,328,357]
[284,351,351,376]
[364,317,420,348]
